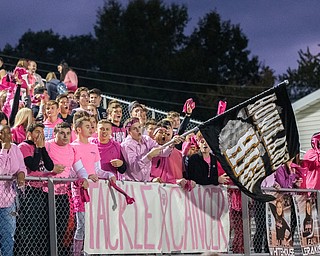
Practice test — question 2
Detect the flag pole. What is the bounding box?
[160,80,289,149]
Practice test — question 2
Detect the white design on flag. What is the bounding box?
[219,93,290,193]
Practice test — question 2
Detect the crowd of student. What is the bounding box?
[1,58,320,256]
[0,58,233,256]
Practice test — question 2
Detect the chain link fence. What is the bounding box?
[0,176,318,255]
[101,95,202,131]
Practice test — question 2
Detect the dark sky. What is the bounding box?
[1,0,319,75]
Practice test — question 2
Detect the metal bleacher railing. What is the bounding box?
[100,94,202,130]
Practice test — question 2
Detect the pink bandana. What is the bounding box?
[124,117,140,131]
[217,100,227,115]
[109,180,135,204]
[182,98,196,113]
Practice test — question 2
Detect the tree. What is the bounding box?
[171,11,275,117]
[94,0,188,77]
[279,47,320,101]
[0,1,276,121]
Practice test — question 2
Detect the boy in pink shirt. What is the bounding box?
[46,122,90,255]
[107,100,126,143]
[71,117,115,255]
[43,100,63,140]
[91,119,126,180]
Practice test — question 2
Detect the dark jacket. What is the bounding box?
[187,152,219,185]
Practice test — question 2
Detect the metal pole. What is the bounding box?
[241,191,251,255]
[317,191,320,224]
[48,178,58,256]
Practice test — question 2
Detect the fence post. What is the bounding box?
[102,96,107,109]
[241,192,251,255]
[317,191,320,223]
[48,178,58,256]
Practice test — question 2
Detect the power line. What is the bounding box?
[104,92,215,110]
[4,61,256,99]
[0,53,271,90]
[76,75,252,99]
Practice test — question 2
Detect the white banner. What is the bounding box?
[84,181,229,254]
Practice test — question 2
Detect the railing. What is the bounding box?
[101,94,202,130]
[0,175,318,255]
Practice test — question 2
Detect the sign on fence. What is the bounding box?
[267,193,295,255]
[84,181,229,254]
[293,194,320,255]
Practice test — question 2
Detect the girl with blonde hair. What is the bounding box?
[11,108,33,144]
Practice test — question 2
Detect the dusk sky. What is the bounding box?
[1,0,319,76]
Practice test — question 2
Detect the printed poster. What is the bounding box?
[267,193,295,255]
[293,194,320,255]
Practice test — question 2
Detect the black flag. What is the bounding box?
[199,84,300,202]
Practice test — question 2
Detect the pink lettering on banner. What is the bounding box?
[203,187,213,250]
[118,184,134,250]
[184,191,196,250]
[170,187,184,251]
[190,187,205,249]
[96,184,107,249]
[157,186,170,251]
[216,188,228,248]
[86,181,229,254]
[88,181,99,249]
[210,188,219,250]
[130,184,143,250]
[140,185,155,250]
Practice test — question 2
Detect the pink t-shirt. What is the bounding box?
[168,148,183,180]
[45,140,76,194]
[204,156,211,165]
[71,139,100,176]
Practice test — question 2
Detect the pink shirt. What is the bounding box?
[112,124,126,143]
[71,139,100,176]
[0,144,27,207]
[43,118,63,141]
[91,138,124,179]
[11,125,26,144]
[151,148,183,184]
[45,140,76,194]
[121,135,172,182]
[168,148,183,180]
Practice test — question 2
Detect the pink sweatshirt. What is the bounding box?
[304,133,320,189]
[64,70,78,92]
[11,125,26,144]
[91,138,125,179]
[0,144,27,207]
